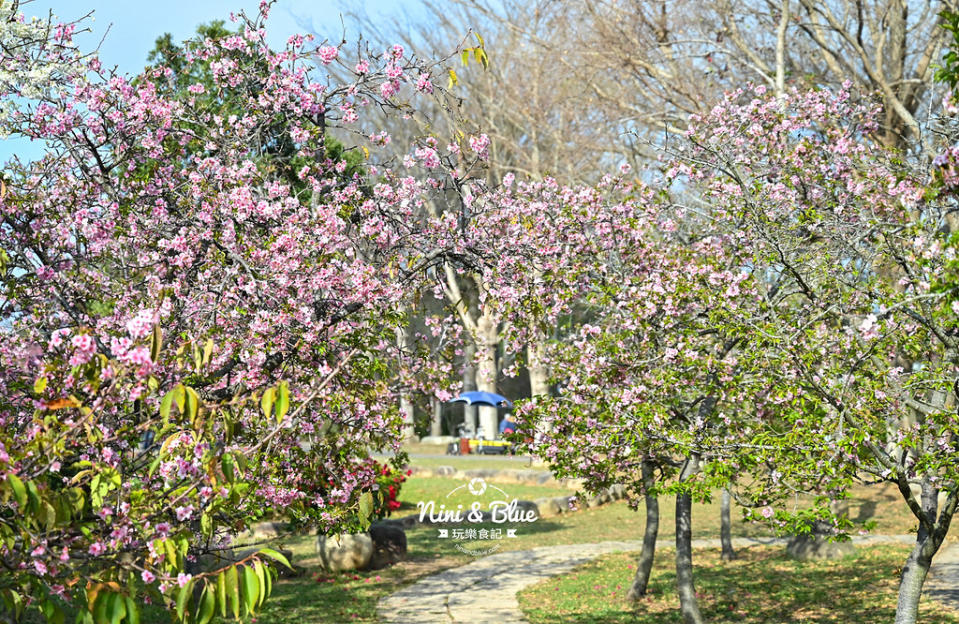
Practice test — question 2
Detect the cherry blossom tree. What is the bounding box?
[669,85,958,624]
[0,2,470,622]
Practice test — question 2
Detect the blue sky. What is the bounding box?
[2,0,428,161]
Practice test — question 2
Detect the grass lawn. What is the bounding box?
[518,545,959,624]
[241,474,951,623]
[386,442,549,471]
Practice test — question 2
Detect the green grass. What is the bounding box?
[387,442,550,471]
[406,454,547,471]
[234,476,947,623]
[518,545,959,623]
[398,476,569,509]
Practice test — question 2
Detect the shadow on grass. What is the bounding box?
[520,546,959,624]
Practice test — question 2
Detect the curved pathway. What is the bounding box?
[377,535,939,624]
[926,541,959,608]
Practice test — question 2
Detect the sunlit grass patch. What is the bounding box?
[518,545,959,624]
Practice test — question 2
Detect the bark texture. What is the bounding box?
[720,488,736,562]
[675,454,704,624]
[627,462,659,601]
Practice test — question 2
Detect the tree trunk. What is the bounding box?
[527,339,551,439]
[895,532,936,624]
[676,454,705,624]
[528,340,550,398]
[475,313,499,438]
[720,488,736,562]
[429,397,443,437]
[627,461,659,601]
[396,325,416,440]
[461,341,478,435]
[894,478,955,624]
[399,392,416,440]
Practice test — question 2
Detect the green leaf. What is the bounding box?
[241,565,258,615]
[42,500,57,531]
[202,339,214,366]
[264,562,272,597]
[275,381,290,423]
[92,592,109,624]
[150,325,162,362]
[473,47,489,70]
[233,451,248,475]
[6,474,26,507]
[184,387,199,423]
[200,511,212,537]
[49,601,66,624]
[358,491,374,527]
[257,548,292,570]
[225,565,240,618]
[25,480,41,513]
[253,560,267,607]
[221,454,236,483]
[159,389,176,421]
[260,387,275,420]
[216,572,227,619]
[460,49,470,66]
[124,597,139,624]
[175,580,193,621]
[169,384,186,416]
[196,584,214,624]
[108,592,126,624]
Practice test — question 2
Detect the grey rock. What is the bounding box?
[507,500,540,520]
[551,496,575,513]
[392,515,419,529]
[370,523,408,568]
[607,484,626,500]
[786,535,856,561]
[534,497,563,518]
[462,469,497,480]
[316,533,374,572]
[586,491,611,508]
[498,469,522,482]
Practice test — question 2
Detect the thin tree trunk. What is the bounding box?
[894,478,955,624]
[774,0,790,96]
[475,313,499,438]
[627,461,659,601]
[676,454,704,624]
[396,324,416,440]
[461,341,478,435]
[895,532,936,624]
[429,397,443,437]
[720,488,736,562]
[527,338,551,439]
[399,393,415,440]
[527,340,550,398]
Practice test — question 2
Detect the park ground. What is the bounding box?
[245,444,959,623]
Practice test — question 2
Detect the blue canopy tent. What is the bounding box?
[448,391,514,454]
[449,391,513,409]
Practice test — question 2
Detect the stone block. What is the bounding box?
[786,535,856,561]
[369,522,408,568]
[316,533,373,572]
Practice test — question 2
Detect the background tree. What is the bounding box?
[670,84,958,624]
